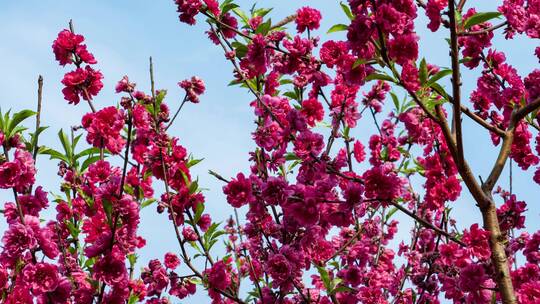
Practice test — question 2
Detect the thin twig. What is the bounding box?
[32,75,43,160]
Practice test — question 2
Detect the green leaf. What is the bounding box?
[343,126,350,140]
[459,57,473,64]
[385,207,398,222]
[65,220,80,238]
[128,294,139,304]
[1,109,11,132]
[187,157,204,168]
[155,90,167,109]
[352,58,365,70]
[102,199,113,226]
[75,147,100,160]
[287,159,302,172]
[285,152,300,161]
[189,179,199,194]
[127,253,138,266]
[315,265,333,292]
[9,125,28,137]
[390,92,400,112]
[231,41,248,58]
[253,8,273,18]
[41,147,69,163]
[327,24,348,34]
[463,12,502,29]
[283,91,299,100]
[331,285,355,294]
[81,155,101,172]
[279,78,293,85]
[141,198,157,209]
[419,58,428,84]
[365,72,395,83]
[58,129,72,159]
[220,0,239,14]
[194,202,205,224]
[72,133,83,150]
[430,82,450,101]
[340,2,354,20]
[256,18,272,35]
[9,110,36,133]
[426,69,452,87]
[232,8,250,26]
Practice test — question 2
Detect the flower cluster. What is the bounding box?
[53,29,103,105]
[178,76,206,103]
[167,0,540,303]
[1,0,540,303]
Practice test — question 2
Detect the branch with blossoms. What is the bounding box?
[168,0,540,303]
[2,0,540,303]
[0,18,254,303]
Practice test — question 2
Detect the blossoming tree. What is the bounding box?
[1,0,540,303]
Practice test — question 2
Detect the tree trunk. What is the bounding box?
[481,199,517,304]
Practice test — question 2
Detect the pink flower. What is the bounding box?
[353,140,366,163]
[0,159,21,189]
[82,106,126,154]
[52,29,96,66]
[203,0,220,16]
[462,224,491,260]
[93,248,128,285]
[375,3,412,35]
[525,69,540,102]
[175,0,203,25]
[510,122,539,170]
[294,130,325,160]
[295,7,322,33]
[499,0,540,39]
[86,160,117,185]
[220,13,238,39]
[388,33,419,65]
[179,76,206,103]
[164,252,181,269]
[426,0,447,31]
[362,81,391,113]
[223,173,253,208]
[205,261,231,290]
[23,263,59,294]
[266,253,293,288]
[142,259,169,296]
[197,214,212,231]
[301,98,324,127]
[48,278,72,303]
[517,281,540,303]
[524,231,540,264]
[347,15,376,58]
[458,263,492,303]
[61,66,103,105]
[115,75,136,93]
[18,186,48,217]
[319,40,348,68]
[2,222,36,260]
[363,163,405,202]
[459,9,494,69]
[240,34,270,78]
[182,226,198,241]
[401,62,420,92]
[497,194,527,231]
[0,149,36,192]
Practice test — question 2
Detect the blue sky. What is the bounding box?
[0,0,539,302]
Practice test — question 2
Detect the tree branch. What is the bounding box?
[448,0,464,167]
